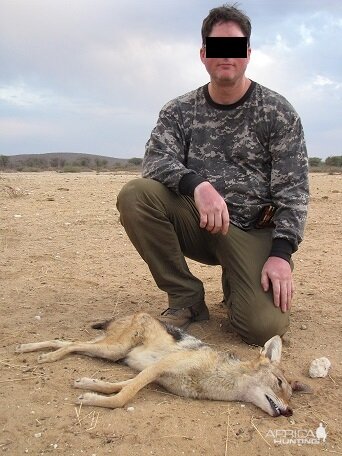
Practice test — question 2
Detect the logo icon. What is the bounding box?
[316,423,327,442]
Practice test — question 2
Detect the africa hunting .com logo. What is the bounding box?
[266,423,327,445]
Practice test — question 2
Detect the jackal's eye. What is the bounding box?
[277,377,283,387]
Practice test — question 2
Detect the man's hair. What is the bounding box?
[201,3,252,46]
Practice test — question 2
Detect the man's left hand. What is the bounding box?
[261,256,294,312]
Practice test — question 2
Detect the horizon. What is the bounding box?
[1,151,340,162]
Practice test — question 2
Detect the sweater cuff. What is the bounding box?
[270,238,294,264]
[179,173,208,196]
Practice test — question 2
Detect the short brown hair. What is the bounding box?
[201,3,252,46]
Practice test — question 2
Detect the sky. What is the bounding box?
[0,0,341,159]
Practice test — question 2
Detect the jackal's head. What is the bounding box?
[244,336,310,417]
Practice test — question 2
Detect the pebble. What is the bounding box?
[34,433,42,438]
[300,324,307,330]
[127,406,135,412]
[34,315,41,321]
[309,357,331,378]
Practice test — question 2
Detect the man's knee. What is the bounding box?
[230,297,290,346]
[117,178,170,214]
[117,178,147,211]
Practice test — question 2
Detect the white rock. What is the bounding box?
[309,357,331,378]
[34,315,41,321]
[127,406,135,412]
[34,433,42,438]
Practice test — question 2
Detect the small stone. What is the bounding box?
[309,357,331,378]
[34,315,41,321]
[14,214,22,218]
[300,324,307,330]
[127,406,135,412]
[34,432,42,438]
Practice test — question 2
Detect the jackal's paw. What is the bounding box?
[15,344,24,353]
[74,377,98,389]
[15,343,34,353]
[37,353,51,363]
[75,392,99,406]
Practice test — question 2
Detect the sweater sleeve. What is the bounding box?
[269,107,309,252]
[142,100,198,193]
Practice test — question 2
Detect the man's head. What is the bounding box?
[201,3,251,47]
[200,4,252,86]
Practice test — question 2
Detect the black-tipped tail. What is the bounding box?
[91,319,113,330]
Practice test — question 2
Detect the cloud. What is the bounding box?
[0,118,61,138]
[0,0,341,158]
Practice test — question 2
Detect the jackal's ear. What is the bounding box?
[260,335,282,364]
[290,380,313,393]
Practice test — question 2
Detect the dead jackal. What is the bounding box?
[16,312,309,416]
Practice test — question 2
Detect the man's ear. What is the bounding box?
[247,47,251,63]
[260,335,282,364]
[200,46,206,63]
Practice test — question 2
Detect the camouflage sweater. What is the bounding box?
[142,81,309,258]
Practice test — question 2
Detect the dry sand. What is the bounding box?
[0,171,341,455]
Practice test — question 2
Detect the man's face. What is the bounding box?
[200,21,251,85]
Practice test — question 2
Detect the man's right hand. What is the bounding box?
[194,181,229,235]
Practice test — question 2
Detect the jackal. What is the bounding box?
[16,312,309,416]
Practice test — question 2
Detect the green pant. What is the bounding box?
[117,178,290,345]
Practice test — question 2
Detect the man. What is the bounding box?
[117,4,309,346]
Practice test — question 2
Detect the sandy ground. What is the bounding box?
[0,171,341,456]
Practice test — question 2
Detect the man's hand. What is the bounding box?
[261,256,294,312]
[194,181,229,235]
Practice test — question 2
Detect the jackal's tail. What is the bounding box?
[91,319,113,330]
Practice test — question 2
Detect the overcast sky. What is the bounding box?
[1,0,341,159]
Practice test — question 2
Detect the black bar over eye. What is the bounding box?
[205,37,248,58]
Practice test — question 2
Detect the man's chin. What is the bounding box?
[213,76,237,86]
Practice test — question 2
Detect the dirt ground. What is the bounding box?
[0,171,341,456]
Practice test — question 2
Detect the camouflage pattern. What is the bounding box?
[142,82,309,251]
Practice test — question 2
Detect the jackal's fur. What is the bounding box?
[16,312,309,416]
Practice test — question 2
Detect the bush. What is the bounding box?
[325,156,342,167]
[309,157,322,167]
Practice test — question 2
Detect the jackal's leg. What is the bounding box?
[35,339,134,364]
[16,340,74,353]
[76,351,186,408]
[73,377,133,393]
[16,313,163,365]
[24,314,151,364]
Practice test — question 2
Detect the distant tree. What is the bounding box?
[325,156,342,167]
[50,157,60,168]
[95,158,108,170]
[78,156,91,167]
[309,157,322,167]
[0,155,10,169]
[23,157,47,168]
[128,157,143,166]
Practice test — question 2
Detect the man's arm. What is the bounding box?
[262,106,309,311]
[143,100,229,235]
[142,101,194,192]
